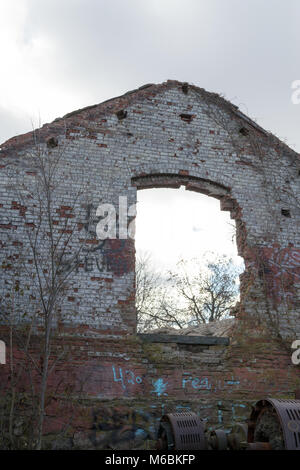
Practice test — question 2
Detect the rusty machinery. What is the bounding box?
[156,395,300,451]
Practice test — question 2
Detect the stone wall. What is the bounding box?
[0,80,299,448]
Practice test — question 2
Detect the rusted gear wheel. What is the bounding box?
[249,398,300,450]
[157,412,206,450]
[253,406,284,450]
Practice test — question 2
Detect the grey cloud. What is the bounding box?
[0,107,32,145]
[1,0,300,149]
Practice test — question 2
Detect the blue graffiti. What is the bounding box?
[182,375,211,390]
[217,401,224,424]
[112,366,142,389]
[225,376,240,386]
[231,403,247,421]
[182,373,240,391]
[176,405,192,412]
[151,378,168,397]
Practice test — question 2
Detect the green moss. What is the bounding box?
[140,342,164,363]
[123,334,143,346]
[139,341,181,369]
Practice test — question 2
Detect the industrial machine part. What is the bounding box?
[248,398,300,450]
[156,412,206,450]
[208,429,228,450]
[226,423,249,450]
[156,412,250,451]
[156,395,300,450]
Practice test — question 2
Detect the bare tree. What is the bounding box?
[0,132,95,449]
[136,252,242,331]
[0,263,38,450]
[136,253,186,331]
[170,254,241,324]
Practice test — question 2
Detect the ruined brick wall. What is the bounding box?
[0,322,298,449]
[0,80,299,448]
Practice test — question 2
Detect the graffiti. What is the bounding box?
[112,366,143,390]
[151,378,168,397]
[217,401,223,424]
[90,404,156,449]
[83,204,134,276]
[217,402,247,425]
[182,375,211,390]
[182,374,240,392]
[111,366,241,398]
[59,204,134,276]
[226,377,240,386]
[88,400,250,449]
[58,249,108,275]
[231,403,247,421]
[83,203,99,239]
[260,245,300,304]
[90,367,249,448]
[111,366,169,397]
[175,404,192,412]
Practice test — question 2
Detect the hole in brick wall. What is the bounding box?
[281,209,291,217]
[116,109,127,120]
[182,83,189,94]
[134,182,244,334]
[239,127,250,136]
[46,136,58,148]
[179,113,194,123]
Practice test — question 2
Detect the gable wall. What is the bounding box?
[0,82,299,448]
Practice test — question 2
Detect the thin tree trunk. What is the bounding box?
[36,316,51,450]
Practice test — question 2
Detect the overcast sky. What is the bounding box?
[135,187,239,272]
[1,0,299,271]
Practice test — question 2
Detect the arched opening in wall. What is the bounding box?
[132,175,245,337]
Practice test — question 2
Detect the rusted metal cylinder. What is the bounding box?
[157,412,206,450]
[249,398,300,450]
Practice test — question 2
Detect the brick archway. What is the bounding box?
[132,173,247,258]
[132,172,248,323]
